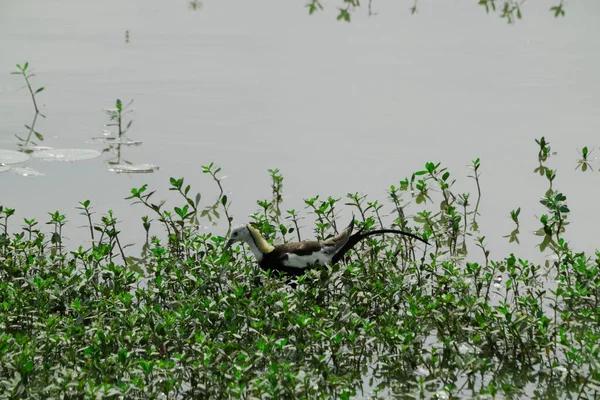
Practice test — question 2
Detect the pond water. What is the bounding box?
[1,0,599,262]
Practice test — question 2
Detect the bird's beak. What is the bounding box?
[224,239,234,250]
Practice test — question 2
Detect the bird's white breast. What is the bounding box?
[283,251,332,269]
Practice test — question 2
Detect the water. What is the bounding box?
[1,0,599,261]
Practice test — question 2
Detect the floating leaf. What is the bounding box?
[0,149,30,166]
[11,166,44,177]
[32,149,101,162]
[107,164,159,174]
[90,136,142,146]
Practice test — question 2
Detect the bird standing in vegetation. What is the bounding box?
[225,219,428,276]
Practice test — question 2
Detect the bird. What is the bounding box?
[225,219,428,277]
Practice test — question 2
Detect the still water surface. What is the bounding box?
[1,0,599,261]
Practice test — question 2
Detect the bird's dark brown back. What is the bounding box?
[271,241,323,257]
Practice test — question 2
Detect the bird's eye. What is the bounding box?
[233,232,238,237]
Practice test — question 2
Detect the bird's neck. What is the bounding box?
[246,226,274,261]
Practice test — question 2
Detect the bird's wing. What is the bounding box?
[274,241,329,269]
[321,219,354,253]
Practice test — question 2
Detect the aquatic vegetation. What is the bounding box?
[107,163,160,174]
[1,140,599,398]
[305,0,567,24]
[102,99,134,140]
[189,0,202,11]
[5,65,143,176]
[31,148,102,162]
[0,149,30,168]
[577,146,594,172]
[10,62,46,152]
[95,98,159,174]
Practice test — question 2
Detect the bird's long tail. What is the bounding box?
[331,227,428,264]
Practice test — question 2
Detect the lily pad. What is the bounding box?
[32,148,101,162]
[11,167,44,177]
[21,145,54,153]
[91,136,142,146]
[0,149,30,166]
[107,163,159,174]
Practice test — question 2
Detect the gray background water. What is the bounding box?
[1,0,599,260]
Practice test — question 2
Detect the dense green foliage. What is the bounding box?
[1,142,599,398]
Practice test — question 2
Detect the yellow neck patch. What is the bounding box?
[247,226,274,254]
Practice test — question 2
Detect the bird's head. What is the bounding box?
[224,224,252,249]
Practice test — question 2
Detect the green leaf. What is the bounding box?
[118,349,128,364]
[550,5,565,17]
[478,0,489,13]
[35,87,45,94]
[337,8,351,22]
[51,232,61,244]
[23,360,33,373]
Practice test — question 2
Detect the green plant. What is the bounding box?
[504,207,521,244]
[304,0,567,23]
[103,98,133,139]
[1,145,599,398]
[576,146,593,172]
[11,62,45,151]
